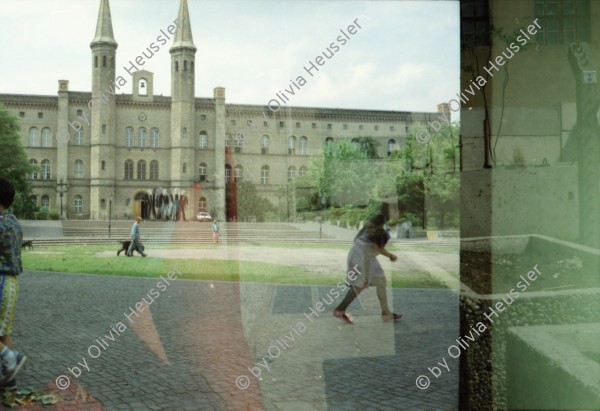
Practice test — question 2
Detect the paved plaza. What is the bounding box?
[5,268,458,411]
[8,222,459,410]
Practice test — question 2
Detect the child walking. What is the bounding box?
[0,178,28,389]
[333,213,402,324]
[212,220,220,244]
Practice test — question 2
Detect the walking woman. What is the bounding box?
[333,213,402,324]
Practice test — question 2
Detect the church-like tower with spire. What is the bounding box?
[0,0,442,221]
[89,0,118,219]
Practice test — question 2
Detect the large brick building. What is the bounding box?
[0,0,443,221]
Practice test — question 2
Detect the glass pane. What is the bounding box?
[546,0,559,15]
[474,0,488,17]
[534,0,545,15]
[461,1,474,18]
[563,0,575,15]
[563,17,575,41]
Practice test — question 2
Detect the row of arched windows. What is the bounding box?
[124,160,160,181]
[201,163,307,185]
[225,134,309,155]
[28,127,89,147]
[28,126,399,153]
[324,137,399,153]
[174,59,194,72]
[28,127,53,147]
[28,195,84,213]
[29,159,92,179]
[125,127,160,148]
[28,159,51,180]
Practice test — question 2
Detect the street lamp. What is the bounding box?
[55,179,69,219]
[108,192,113,237]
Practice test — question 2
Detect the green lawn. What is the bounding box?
[22,244,449,289]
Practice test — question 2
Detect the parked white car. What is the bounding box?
[196,212,213,222]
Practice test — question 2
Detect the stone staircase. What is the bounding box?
[32,220,340,246]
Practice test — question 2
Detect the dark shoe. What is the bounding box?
[333,309,353,324]
[142,253,147,257]
[382,313,402,322]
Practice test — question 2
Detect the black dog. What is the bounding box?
[117,240,145,256]
[21,240,34,250]
[117,240,133,256]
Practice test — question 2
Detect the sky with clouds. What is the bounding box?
[0,0,459,114]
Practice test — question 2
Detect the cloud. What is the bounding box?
[0,0,459,115]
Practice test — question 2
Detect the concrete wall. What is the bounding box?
[462,165,578,241]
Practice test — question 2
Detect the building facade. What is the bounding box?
[0,0,444,221]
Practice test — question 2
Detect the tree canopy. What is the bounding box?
[0,103,35,216]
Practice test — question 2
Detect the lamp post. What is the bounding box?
[108,192,113,237]
[55,179,69,219]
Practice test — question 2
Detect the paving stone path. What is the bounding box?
[6,268,458,410]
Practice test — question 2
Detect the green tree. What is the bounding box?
[309,139,377,207]
[0,103,35,217]
[397,122,460,229]
[425,172,459,229]
[235,181,275,222]
[351,137,381,159]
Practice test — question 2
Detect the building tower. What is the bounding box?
[170,0,196,209]
[89,0,118,219]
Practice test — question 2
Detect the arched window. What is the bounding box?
[198,162,207,181]
[139,79,148,96]
[137,160,146,180]
[299,166,308,177]
[41,195,49,212]
[288,166,296,181]
[74,195,83,213]
[225,133,231,147]
[75,128,84,145]
[151,128,159,148]
[199,131,208,149]
[125,127,134,147]
[261,135,270,154]
[225,164,232,185]
[260,165,270,185]
[387,139,397,153]
[234,165,243,183]
[183,162,187,173]
[28,127,39,147]
[288,136,296,155]
[175,61,179,72]
[29,159,38,180]
[74,160,84,179]
[149,160,159,181]
[325,137,334,148]
[41,160,51,180]
[124,160,134,180]
[234,132,244,153]
[299,136,307,155]
[184,60,188,71]
[41,128,52,147]
[138,128,147,147]
[198,196,207,211]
